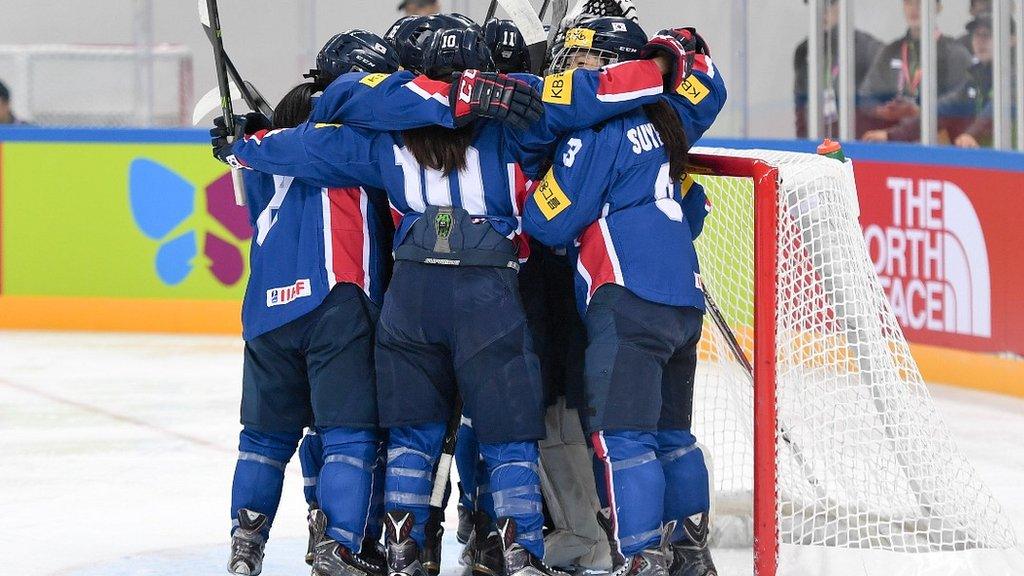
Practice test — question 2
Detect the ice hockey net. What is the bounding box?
[686,147,1022,575]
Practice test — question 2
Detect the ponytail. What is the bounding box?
[402,124,477,174]
[273,81,320,129]
[643,100,690,181]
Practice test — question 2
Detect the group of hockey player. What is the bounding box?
[210,4,726,576]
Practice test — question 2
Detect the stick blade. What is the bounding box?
[495,0,546,46]
[197,0,211,27]
[192,83,244,125]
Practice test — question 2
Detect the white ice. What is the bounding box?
[1,331,1023,576]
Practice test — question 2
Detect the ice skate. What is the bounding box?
[307,505,326,566]
[667,515,716,576]
[496,517,565,576]
[228,508,267,576]
[312,535,386,576]
[457,503,474,544]
[385,510,427,576]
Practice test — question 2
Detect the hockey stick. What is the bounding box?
[485,0,498,24]
[702,284,823,490]
[538,0,553,21]
[423,395,463,561]
[198,0,246,206]
[429,395,464,510]
[547,0,569,45]
[495,0,549,75]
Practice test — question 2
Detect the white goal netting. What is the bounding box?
[0,44,193,127]
[688,147,1023,575]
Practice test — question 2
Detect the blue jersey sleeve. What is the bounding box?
[679,175,709,240]
[231,123,385,189]
[522,129,615,248]
[313,71,457,130]
[510,59,668,178]
[661,55,727,145]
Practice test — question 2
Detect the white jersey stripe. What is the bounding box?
[599,219,625,285]
[320,188,337,289]
[404,80,451,106]
[596,85,663,103]
[459,146,488,215]
[577,257,595,305]
[394,145,426,213]
[359,189,372,297]
[423,168,452,206]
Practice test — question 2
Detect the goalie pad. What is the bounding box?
[538,398,612,569]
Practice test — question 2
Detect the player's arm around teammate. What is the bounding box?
[523,19,725,576]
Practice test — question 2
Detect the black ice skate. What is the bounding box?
[312,535,386,576]
[495,517,565,576]
[667,515,717,576]
[608,521,675,576]
[457,502,474,544]
[228,508,267,576]
[308,505,326,565]
[469,511,505,576]
[385,510,427,576]
[421,510,443,576]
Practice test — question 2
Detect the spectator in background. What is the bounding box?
[398,0,440,16]
[794,0,883,138]
[0,79,23,125]
[942,13,1016,147]
[957,0,993,54]
[859,0,972,142]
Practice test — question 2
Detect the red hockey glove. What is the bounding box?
[640,28,711,93]
[449,70,544,131]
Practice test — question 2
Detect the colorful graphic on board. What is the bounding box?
[128,159,251,286]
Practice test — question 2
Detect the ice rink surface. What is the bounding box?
[2,330,1023,576]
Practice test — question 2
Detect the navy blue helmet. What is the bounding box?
[549,16,646,73]
[384,15,418,51]
[421,27,494,80]
[310,29,399,87]
[391,13,481,74]
[483,19,530,73]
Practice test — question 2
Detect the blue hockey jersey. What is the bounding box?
[238,90,401,340]
[523,55,726,314]
[229,60,671,254]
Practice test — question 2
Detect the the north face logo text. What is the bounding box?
[863,177,991,337]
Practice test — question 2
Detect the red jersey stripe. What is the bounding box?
[326,188,368,291]
[578,220,618,300]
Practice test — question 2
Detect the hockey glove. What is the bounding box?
[449,70,544,131]
[640,28,710,93]
[210,113,271,164]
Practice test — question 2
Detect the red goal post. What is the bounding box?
[685,148,1022,576]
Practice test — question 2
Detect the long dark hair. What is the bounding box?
[273,81,323,129]
[402,124,476,173]
[643,100,691,181]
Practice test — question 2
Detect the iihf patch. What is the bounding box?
[267,278,312,307]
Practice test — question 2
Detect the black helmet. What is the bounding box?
[392,13,478,74]
[384,15,418,51]
[549,16,646,74]
[483,19,530,73]
[421,27,494,80]
[309,29,399,88]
